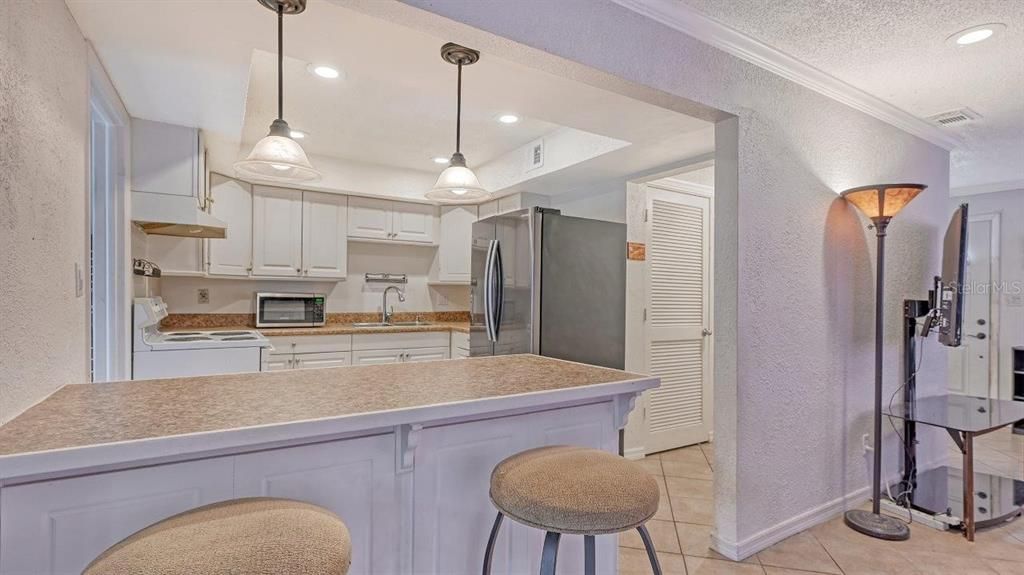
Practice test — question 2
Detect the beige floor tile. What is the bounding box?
[971,530,1024,563]
[666,475,714,500]
[671,496,715,525]
[636,456,665,477]
[810,517,926,575]
[662,458,714,480]
[986,559,1024,575]
[684,555,766,574]
[754,532,840,574]
[896,548,1000,575]
[661,446,710,464]
[619,546,687,575]
[653,476,674,521]
[763,568,836,575]
[676,522,760,564]
[619,519,681,554]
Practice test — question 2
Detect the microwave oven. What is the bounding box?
[255,293,326,328]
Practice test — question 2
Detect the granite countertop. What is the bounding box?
[173,321,472,337]
[0,355,652,460]
[160,312,473,336]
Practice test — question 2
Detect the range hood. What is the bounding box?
[132,192,227,239]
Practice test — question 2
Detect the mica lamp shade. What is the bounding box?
[840,183,926,222]
[424,152,489,203]
[234,120,320,183]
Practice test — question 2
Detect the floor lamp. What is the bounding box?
[841,183,926,541]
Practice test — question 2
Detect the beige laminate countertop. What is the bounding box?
[0,355,653,465]
[249,321,471,337]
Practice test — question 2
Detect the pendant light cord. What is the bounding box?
[277,3,284,121]
[455,63,462,154]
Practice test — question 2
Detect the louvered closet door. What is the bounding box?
[645,187,712,453]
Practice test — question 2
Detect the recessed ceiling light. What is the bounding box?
[948,23,1006,46]
[308,64,341,79]
[432,156,450,165]
[497,114,520,124]
[290,130,307,139]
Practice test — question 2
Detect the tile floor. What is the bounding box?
[620,429,1024,574]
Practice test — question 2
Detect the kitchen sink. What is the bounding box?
[389,321,432,327]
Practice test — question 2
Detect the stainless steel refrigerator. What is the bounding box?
[470,207,626,369]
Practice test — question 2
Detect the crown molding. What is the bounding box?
[611,0,961,151]
[951,178,1024,197]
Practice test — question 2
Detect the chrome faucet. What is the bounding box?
[382,286,405,324]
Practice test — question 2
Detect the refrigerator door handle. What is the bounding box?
[484,239,498,343]
[492,240,504,341]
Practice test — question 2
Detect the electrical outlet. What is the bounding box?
[862,433,872,454]
[198,288,210,304]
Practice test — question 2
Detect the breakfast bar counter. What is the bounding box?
[0,354,656,574]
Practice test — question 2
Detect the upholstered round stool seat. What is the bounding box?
[489,445,659,535]
[84,498,351,575]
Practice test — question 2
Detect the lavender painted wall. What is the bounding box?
[380,0,951,553]
[0,2,90,423]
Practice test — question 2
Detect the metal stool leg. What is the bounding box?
[482,512,504,575]
[539,531,561,575]
[637,524,662,575]
[584,535,596,575]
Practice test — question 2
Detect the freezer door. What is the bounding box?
[538,213,626,369]
[493,211,533,355]
[469,219,496,356]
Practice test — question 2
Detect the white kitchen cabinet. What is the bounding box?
[131,118,204,200]
[347,196,392,240]
[435,205,477,283]
[0,458,234,575]
[234,435,399,575]
[478,199,499,220]
[351,348,403,366]
[294,351,352,369]
[302,191,347,279]
[391,202,436,244]
[252,185,303,277]
[450,332,470,359]
[403,347,450,363]
[206,173,252,276]
[262,352,293,371]
[411,402,615,575]
[348,197,436,244]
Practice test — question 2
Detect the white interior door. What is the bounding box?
[302,191,347,279]
[950,214,998,397]
[644,186,712,453]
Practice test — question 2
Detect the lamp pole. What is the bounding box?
[871,217,889,516]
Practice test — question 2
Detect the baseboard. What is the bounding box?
[623,446,646,460]
[711,484,873,561]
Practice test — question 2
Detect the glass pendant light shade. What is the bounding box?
[841,183,926,222]
[235,119,320,182]
[425,152,488,203]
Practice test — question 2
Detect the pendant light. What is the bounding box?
[426,43,489,203]
[234,0,320,183]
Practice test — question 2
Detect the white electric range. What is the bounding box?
[132,297,270,380]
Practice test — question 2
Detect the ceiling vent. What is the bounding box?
[927,108,980,127]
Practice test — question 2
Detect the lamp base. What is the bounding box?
[844,509,910,541]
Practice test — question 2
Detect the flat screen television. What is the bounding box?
[937,203,968,347]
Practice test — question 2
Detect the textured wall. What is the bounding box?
[388,0,950,552]
[0,2,90,423]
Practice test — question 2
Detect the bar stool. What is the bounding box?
[483,445,662,575]
[84,497,351,575]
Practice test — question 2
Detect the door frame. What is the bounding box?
[971,211,1001,399]
[87,46,131,382]
[624,166,715,456]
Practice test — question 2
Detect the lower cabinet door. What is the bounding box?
[0,458,234,575]
[412,402,616,575]
[234,434,399,575]
[351,348,402,365]
[262,352,294,371]
[403,346,450,363]
[293,351,352,369]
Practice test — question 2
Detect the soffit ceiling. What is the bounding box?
[679,0,1024,191]
[67,0,709,179]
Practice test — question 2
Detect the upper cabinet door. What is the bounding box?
[437,205,477,282]
[348,197,392,240]
[391,202,436,244]
[131,118,199,199]
[252,185,303,277]
[207,174,252,276]
[302,191,347,279]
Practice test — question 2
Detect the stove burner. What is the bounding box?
[166,336,213,342]
[210,331,252,336]
[221,336,258,341]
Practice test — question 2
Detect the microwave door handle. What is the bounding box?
[489,238,501,339]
